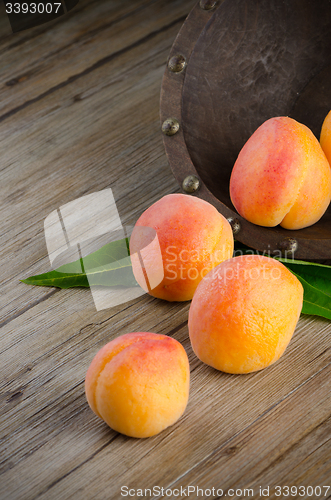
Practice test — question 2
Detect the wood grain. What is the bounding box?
[0,0,330,498]
[0,0,193,325]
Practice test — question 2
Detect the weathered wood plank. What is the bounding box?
[0,0,191,118]
[1,310,330,498]
[1,0,331,498]
[0,5,191,324]
[165,364,331,500]
[0,0,193,243]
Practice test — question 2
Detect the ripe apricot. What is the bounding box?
[230,116,331,230]
[188,255,303,374]
[320,110,331,166]
[85,332,190,438]
[129,193,234,302]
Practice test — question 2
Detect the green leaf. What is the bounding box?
[276,258,331,297]
[21,238,138,289]
[234,240,331,320]
[288,269,331,320]
[21,237,331,321]
[21,270,90,289]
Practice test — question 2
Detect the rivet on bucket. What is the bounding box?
[182,175,200,193]
[162,118,180,136]
[168,54,186,73]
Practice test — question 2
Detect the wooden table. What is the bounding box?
[1,1,330,498]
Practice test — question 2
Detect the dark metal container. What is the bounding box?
[160,0,331,259]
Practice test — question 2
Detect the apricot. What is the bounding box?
[129,193,234,302]
[230,116,331,230]
[85,332,190,438]
[188,255,303,374]
[320,110,331,166]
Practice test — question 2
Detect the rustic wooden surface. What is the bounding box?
[0,1,330,499]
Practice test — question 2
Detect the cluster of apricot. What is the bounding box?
[85,113,331,438]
